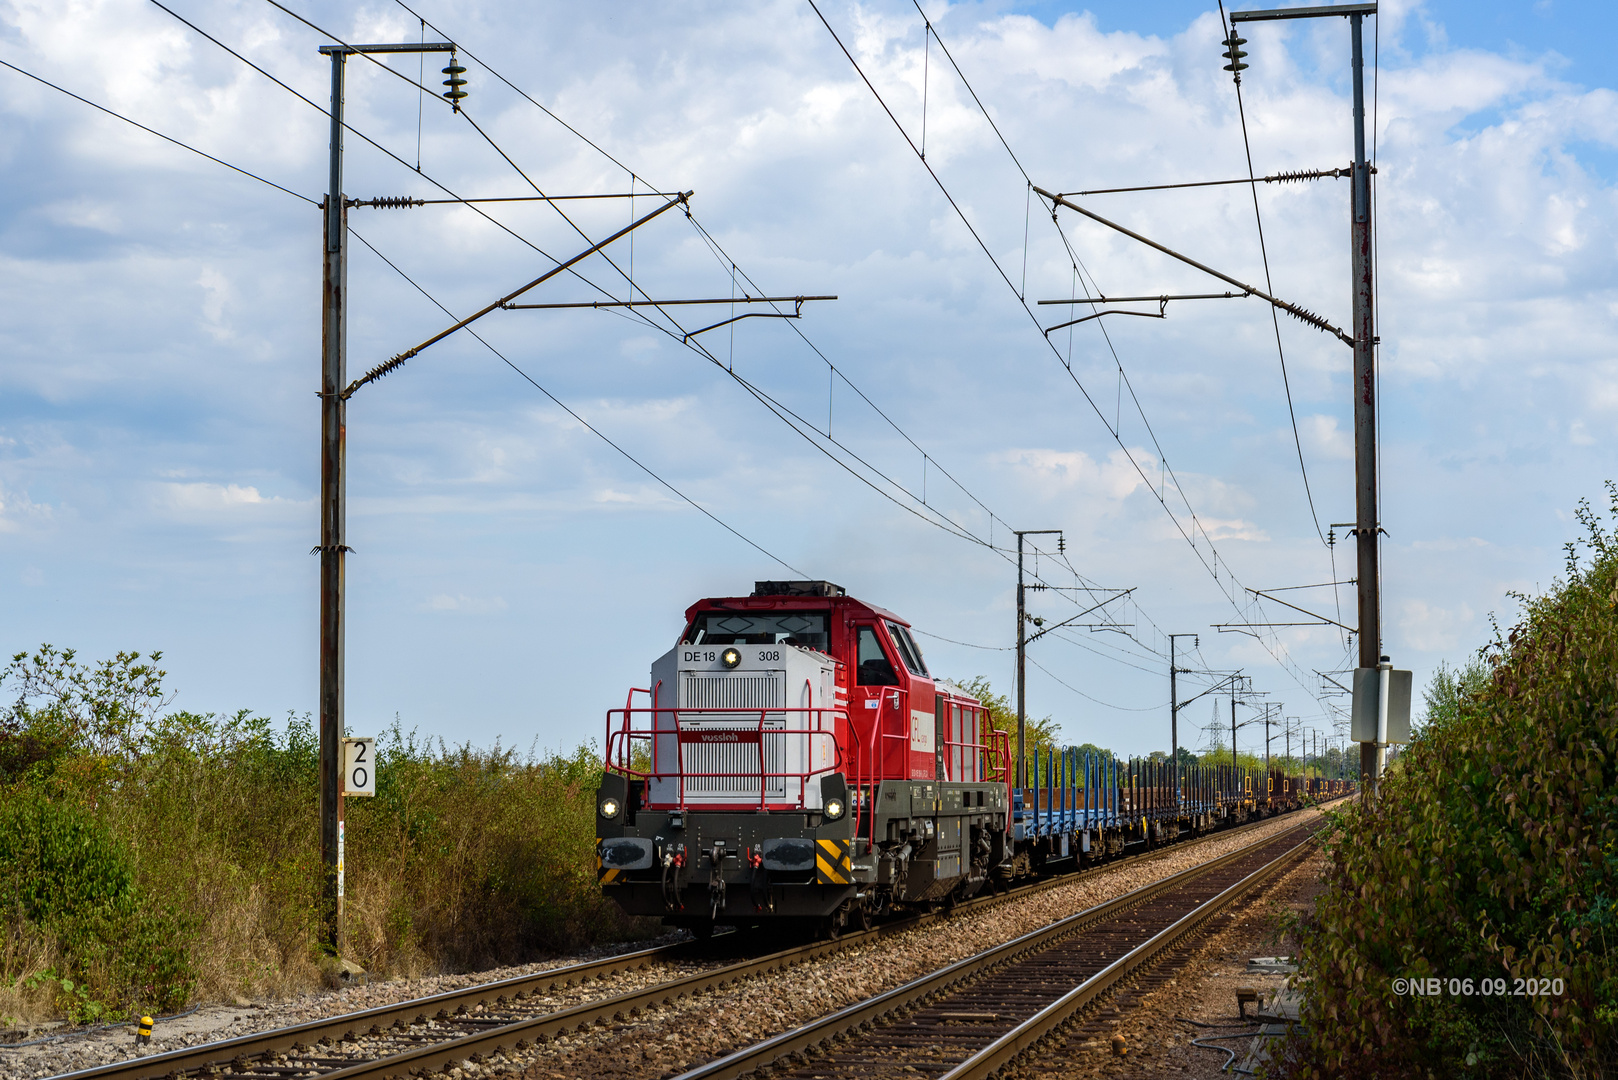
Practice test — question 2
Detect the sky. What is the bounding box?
[2,0,1615,764]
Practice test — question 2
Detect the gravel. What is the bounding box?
[0,804,1334,1080]
[512,808,1332,1080]
[0,931,695,1080]
[1002,849,1330,1079]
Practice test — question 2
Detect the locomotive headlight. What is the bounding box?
[824,797,845,820]
[721,647,742,669]
[599,797,621,819]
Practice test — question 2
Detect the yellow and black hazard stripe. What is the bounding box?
[815,838,852,885]
[597,842,623,884]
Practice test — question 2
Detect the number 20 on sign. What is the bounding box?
[342,737,376,797]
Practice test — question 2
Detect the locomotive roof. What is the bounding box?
[683,591,909,627]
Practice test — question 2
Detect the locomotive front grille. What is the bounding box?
[679,671,787,801]
[679,727,787,800]
[681,672,783,710]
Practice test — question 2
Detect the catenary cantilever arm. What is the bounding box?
[1024,588,1134,644]
[345,191,692,397]
[682,311,800,343]
[1034,186,1352,346]
[1042,309,1163,337]
[1248,588,1357,634]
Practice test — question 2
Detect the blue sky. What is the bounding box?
[1043,0,1615,86]
[2,0,1616,764]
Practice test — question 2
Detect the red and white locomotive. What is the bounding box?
[594,580,1011,936]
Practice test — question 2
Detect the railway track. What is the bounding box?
[671,819,1320,1080]
[50,804,1336,1080]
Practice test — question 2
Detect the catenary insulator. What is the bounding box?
[1222,33,1248,73]
[442,54,468,111]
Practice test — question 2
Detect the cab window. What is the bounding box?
[683,611,829,649]
[886,621,928,677]
[856,626,898,686]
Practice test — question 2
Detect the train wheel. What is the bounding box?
[822,899,854,940]
[691,921,715,942]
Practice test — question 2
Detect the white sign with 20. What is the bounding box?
[343,737,376,797]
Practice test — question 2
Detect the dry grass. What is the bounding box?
[0,914,60,1028]
[1,668,650,1018]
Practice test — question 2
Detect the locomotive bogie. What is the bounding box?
[863,779,1006,905]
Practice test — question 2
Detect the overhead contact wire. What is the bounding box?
[248,1,1189,694]
[1028,654,1166,712]
[0,57,315,204]
[913,6,1337,702]
[429,15,1025,561]
[348,226,809,577]
[119,0,1176,696]
[393,0,1051,575]
[680,213,1012,541]
[444,94,1007,553]
[810,0,1331,711]
[183,1,700,375]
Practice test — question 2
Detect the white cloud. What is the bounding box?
[1409,536,1490,552]
[592,485,679,508]
[993,447,1146,503]
[619,335,661,358]
[0,484,50,533]
[1198,517,1270,543]
[1398,598,1476,653]
[41,198,121,233]
[157,482,292,515]
[1302,414,1352,461]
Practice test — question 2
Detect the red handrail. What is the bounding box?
[607,705,847,812]
[604,688,1013,847]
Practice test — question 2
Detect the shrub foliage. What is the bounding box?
[0,649,646,1020]
[1288,489,1618,1076]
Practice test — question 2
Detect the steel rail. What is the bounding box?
[44,882,1014,1080]
[937,830,1318,1079]
[52,800,1342,1080]
[59,868,1108,1080]
[46,939,704,1080]
[667,820,1320,1080]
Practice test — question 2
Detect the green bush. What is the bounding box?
[0,650,651,1018]
[1286,489,1618,1077]
[342,728,634,972]
[0,794,193,1017]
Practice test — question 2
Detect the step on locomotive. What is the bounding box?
[593,581,1350,938]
